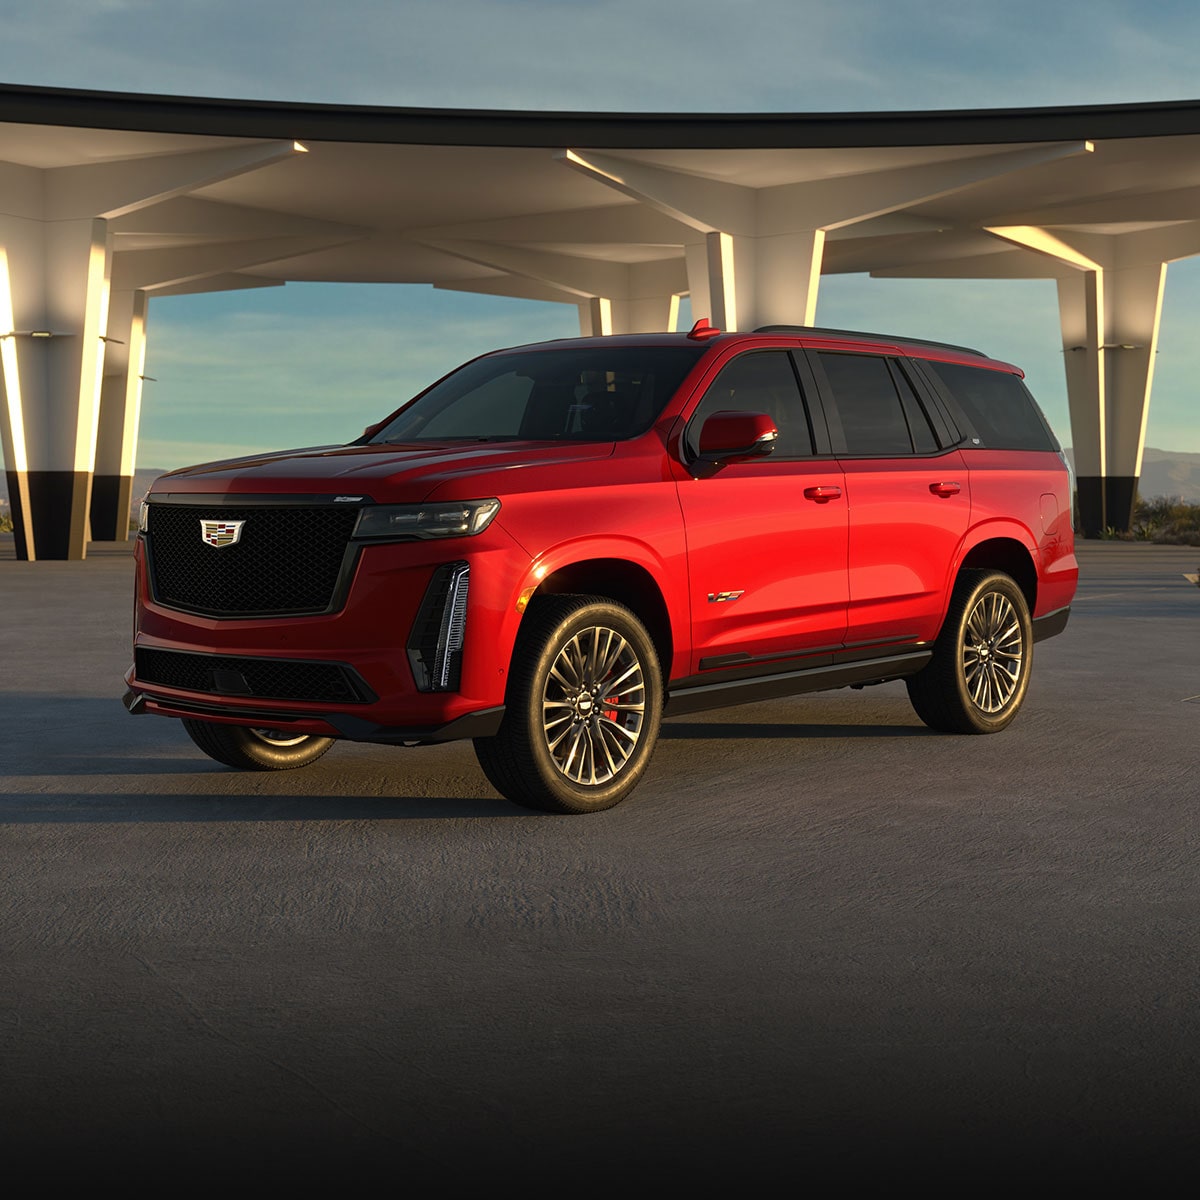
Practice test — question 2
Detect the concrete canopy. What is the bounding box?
[5,83,1200,557]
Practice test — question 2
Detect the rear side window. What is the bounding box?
[816,352,914,456]
[924,361,1057,451]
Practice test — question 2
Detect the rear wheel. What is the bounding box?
[474,595,662,814]
[182,719,335,770]
[906,569,1032,734]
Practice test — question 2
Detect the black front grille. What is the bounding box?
[147,503,360,616]
[136,648,373,704]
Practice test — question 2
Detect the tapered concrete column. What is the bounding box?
[1101,262,1167,530]
[1055,264,1165,534]
[701,228,825,330]
[991,223,1190,534]
[1056,271,1106,534]
[0,211,111,559]
[0,139,305,559]
[91,288,148,541]
[579,296,610,337]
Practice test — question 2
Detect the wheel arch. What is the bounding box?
[530,557,674,681]
[957,534,1038,614]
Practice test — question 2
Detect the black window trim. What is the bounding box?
[885,358,938,454]
[907,357,980,447]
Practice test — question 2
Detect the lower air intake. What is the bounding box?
[136,648,373,704]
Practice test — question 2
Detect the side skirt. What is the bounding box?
[665,650,933,717]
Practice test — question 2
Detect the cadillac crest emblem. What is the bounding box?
[200,519,245,548]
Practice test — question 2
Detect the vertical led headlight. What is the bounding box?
[408,562,471,692]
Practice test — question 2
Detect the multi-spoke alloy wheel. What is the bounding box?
[961,591,1024,713]
[906,569,1033,734]
[542,625,646,786]
[182,718,335,770]
[474,595,662,813]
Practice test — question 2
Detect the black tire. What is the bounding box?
[906,569,1033,734]
[473,595,663,814]
[181,719,335,770]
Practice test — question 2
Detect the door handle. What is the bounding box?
[803,485,842,503]
[929,482,961,497]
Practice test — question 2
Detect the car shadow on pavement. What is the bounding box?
[0,792,527,823]
[1,756,247,776]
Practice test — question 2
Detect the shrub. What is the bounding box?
[1135,496,1200,545]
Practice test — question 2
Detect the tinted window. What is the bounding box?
[418,372,531,438]
[371,346,705,443]
[687,351,814,458]
[818,352,912,456]
[924,361,1057,451]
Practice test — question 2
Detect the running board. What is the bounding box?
[665,650,932,717]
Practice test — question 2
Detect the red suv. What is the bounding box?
[124,321,1078,813]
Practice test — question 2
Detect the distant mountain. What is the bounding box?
[1063,448,1200,504]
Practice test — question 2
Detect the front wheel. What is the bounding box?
[906,569,1033,734]
[474,595,663,814]
[182,719,335,770]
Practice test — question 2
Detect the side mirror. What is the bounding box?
[695,410,778,466]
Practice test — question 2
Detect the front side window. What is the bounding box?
[369,346,706,444]
[685,351,814,459]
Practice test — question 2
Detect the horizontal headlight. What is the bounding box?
[352,498,501,541]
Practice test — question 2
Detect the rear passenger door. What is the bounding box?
[673,349,849,674]
[806,349,969,649]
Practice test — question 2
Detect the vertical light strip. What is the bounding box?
[718,232,737,331]
[435,563,471,691]
[76,217,111,473]
[1132,262,1167,481]
[120,290,149,478]
[802,229,826,326]
[1090,270,1107,482]
[0,245,28,473]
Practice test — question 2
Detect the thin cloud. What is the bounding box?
[4,1,1200,112]
[139,285,578,468]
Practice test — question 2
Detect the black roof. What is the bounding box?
[754,325,985,357]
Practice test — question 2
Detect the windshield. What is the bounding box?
[368,346,706,444]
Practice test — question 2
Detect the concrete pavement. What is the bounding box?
[2,538,1198,1185]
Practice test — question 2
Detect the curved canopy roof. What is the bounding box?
[4,83,1200,303]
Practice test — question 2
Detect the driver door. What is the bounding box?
[673,350,849,675]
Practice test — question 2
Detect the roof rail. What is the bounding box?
[753,324,986,357]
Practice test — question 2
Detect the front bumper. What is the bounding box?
[122,687,504,743]
[126,524,530,741]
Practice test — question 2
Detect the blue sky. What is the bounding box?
[2,0,1200,466]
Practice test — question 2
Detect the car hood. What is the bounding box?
[149,440,616,501]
